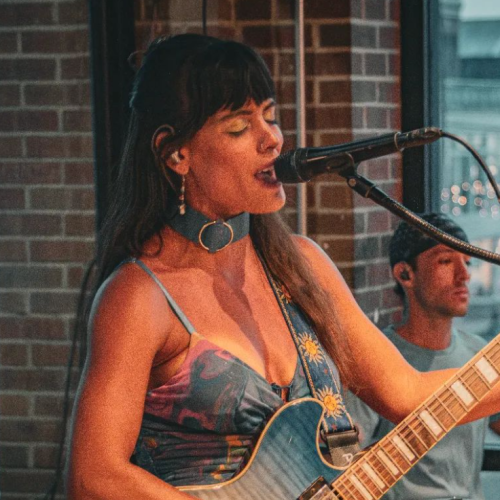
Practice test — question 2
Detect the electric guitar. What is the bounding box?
[178,334,500,499]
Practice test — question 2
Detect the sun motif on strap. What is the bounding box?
[317,387,346,419]
[277,283,292,303]
[298,333,325,365]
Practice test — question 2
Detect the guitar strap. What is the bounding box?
[258,252,360,468]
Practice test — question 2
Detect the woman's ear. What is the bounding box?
[165,147,189,175]
[152,126,190,175]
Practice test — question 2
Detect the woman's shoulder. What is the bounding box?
[89,259,174,348]
[292,234,342,275]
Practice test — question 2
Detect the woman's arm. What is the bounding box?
[294,235,500,425]
[66,263,196,499]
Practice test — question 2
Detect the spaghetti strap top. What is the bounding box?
[127,258,343,486]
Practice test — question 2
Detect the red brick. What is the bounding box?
[0,110,58,132]
[0,137,22,157]
[0,469,56,494]
[30,240,94,263]
[320,184,353,209]
[367,210,391,233]
[319,23,351,48]
[31,291,80,314]
[60,55,90,79]
[68,265,85,288]
[0,188,25,209]
[0,58,56,81]
[306,52,351,76]
[365,0,388,20]
[304,0,350,18]
[0,214,62,236]
[319,237,355,262]
[58,2,89,24]
[367,261,391,286]
[63,109,92,132]
[378,81,399,103]
[318,132,353,145]
[64,162,94,184]
[277,52,295,76]
[0,33,18,53]
[308,212,354,235]
[0,162,61,184]
[319,80,352,104]
[24,82,90,106]
[0,84,20,106]
[365,53,387,76]
[34,395,69,417]
[0,317,66,340]
[0,292,28,314]
[22,29,89,54]
[32,343,72,367]
[354,288,382,311]
[0,445,29,467]
[380,26,399,49]
[0,3,54,27]
[276,0,294,20]
[0,394,30,416]
[366,106,389,129]
[242,26,273,48]
[30,187,95,210]
[0,368,66,392]
[65,214,95,236]
[26,135,93,159]
[352,80,377,102]
[0,266,63,288]
[0,344,28,366]
[307,107,352,130]
[351,24,378,48]
[235,0,271,20]
[0,240,28,262]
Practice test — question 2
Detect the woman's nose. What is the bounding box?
[258,122,283,154]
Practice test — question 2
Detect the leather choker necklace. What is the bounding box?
[167,204,250,253]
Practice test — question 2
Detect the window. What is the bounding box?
[428,0,500,341]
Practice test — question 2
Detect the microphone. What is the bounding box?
[274,127,443,183]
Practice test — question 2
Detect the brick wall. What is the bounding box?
[0,0,93,497]
[0,0,402,497]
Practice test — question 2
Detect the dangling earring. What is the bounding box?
[179,175,186,215]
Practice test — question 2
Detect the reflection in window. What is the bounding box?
[431,0,500,340]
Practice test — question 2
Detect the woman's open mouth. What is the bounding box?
[255,165,281,186]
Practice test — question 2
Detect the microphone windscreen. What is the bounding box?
[274,150,304,183]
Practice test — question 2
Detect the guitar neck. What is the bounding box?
[331,335,500,500]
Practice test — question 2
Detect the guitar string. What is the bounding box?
[332,342,500,500]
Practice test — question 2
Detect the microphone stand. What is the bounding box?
[339,166,500,266]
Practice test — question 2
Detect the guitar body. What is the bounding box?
[179,398,343,500]
[178,336,500,500]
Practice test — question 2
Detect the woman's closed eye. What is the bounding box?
[226,119,249,136]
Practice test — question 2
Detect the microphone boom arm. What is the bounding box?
[342,169,500,266]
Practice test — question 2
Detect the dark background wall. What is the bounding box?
[0,0,402,497]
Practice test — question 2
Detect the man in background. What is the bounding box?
[347,213,500,500]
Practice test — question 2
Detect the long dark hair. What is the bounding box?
[91,33,353,381]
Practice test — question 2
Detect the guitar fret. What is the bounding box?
[417,408,443,441]
[361,462,386,491]
[435,390,462,425]
[391,435,415,463]
[475,356,499,384]
[349,474,374,500]
[350,463,384,498]
[366,453,393,487]
[405,419,431,456]
[468,366,491,398]
[376,448,401,476]
[322,338,500,500]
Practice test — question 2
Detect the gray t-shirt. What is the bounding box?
[346,325,498,500]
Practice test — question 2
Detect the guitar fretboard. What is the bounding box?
[328,335,500,500]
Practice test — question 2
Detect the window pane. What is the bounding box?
[431,0,500,341]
